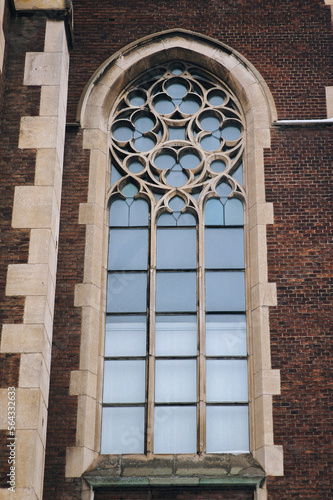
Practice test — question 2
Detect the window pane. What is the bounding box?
[205,228,244,269]
[205,271,245,311]
[206,360,248,402]
[157,228,196,269]
[105,316,146,357]
[154,406,196,454]
[110,199,129,226]
[129,199,149,226]
[103,360,145,403]
[206,315,247,356]
[206,406,249,453]
[155,359,196,403]
[108,229,148,270]
[101,407,144,454]
[107,273,147,313]
[225,198,243,225]
[155,316,197,356]
[156,272,196,312]
[205,199,223,225]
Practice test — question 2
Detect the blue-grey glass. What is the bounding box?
[206,359,248,402]
[134,116,155,133]
[232,163,243,185]
[225,198,244,225]
[110,200,129,227]
[205,271,245,311]
[169,127,186,140]
[171,67,183,75]
[200,116,220,132]
[157,228,196,269]
[155,98,175,115]
[157,213,177,226]
[111,163,123,187]
[177,212,196,226]
[205,199,223,226]
[200,135,220,151]
[107,273,147,313]
[122,183,138,197]
[210,160,226,173]
[134,136,155,152]
[103,360,146,403]
[206,406,249,453]
[155,359,196,403]
[205,228,244,269]
[129,199,149,226]
[128,160,144,173]
[129,95,145,107]
[208,91,225,107]
[206,314,247,356]
[155,316,197,356]
[169,196,185,211]
[179,98,200,114]
[105,316,146,357]
[113,125,133,141]
[221,125,242,141]
[101,407,144,454]
[154,406,196,454]
[166,170,188,187]
[167,82,187,99]
[108,229,148,270]
[216,183,232,197]
[180,153,200,170]
[154,153,175,170]
[156,272,196,312]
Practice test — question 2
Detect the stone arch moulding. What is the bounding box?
[66,28,283,491]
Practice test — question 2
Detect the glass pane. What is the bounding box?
[216,182,232,197]
[206,360,248,402]
[200,116,220,132]
[169,196,185,211]
[155,359,196,403]
[205,228,244,269]
[154,153,175,170]
[103,360,145,403]
[111,163,123,187]
[122,183,138,197]
[205,199,223,225]
[134,116,154,133]
[113,125,133,141]
[200,135,220,151]
[232,163,243,185]
[157,213,176,226]
[110,200,129,226]
[156,316,197,356]
[128,160,144,173]
[208,91,225,107]
[180,153,200,170]
[154,406,196,454]
[107,273,147,313]
[179,98,200,114]
[156,272,196,312]
[168,127,186,140]
[177,212,196,226]
[155,99,175,115]
[221,125,242,141]
[205,271,245,311]
[225,198,244,225]
[206,406,249,453]
[129,199,149,226]
[210,160,226,173]
[166,170,188,187]
[167,82,187,99]
[134,136,155,152]
[108,229,148,270]
[206,315,247,356]
[101,407,144,454]
[157,228,196,269]
[105,316,146,357]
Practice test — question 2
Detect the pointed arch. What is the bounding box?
[66,29,283,491]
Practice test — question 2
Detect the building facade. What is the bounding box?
[0,1,332,499]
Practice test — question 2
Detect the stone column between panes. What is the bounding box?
[0,20,69,500]
[0,0,5,74]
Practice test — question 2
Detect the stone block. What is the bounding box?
[6,264,48,297]
[19,117,58,149]
[24,52,63,86]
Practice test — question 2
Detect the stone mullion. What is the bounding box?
[197,211,206,454]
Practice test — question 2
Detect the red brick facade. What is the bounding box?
[0,0,332,498]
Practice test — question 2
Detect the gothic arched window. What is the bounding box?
[101,62,248,455]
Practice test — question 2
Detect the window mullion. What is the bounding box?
[146,207,157,455]
[197,213,206,454]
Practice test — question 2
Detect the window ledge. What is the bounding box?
[83,454,265,490]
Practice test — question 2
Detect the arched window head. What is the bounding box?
[102,62,248,455]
